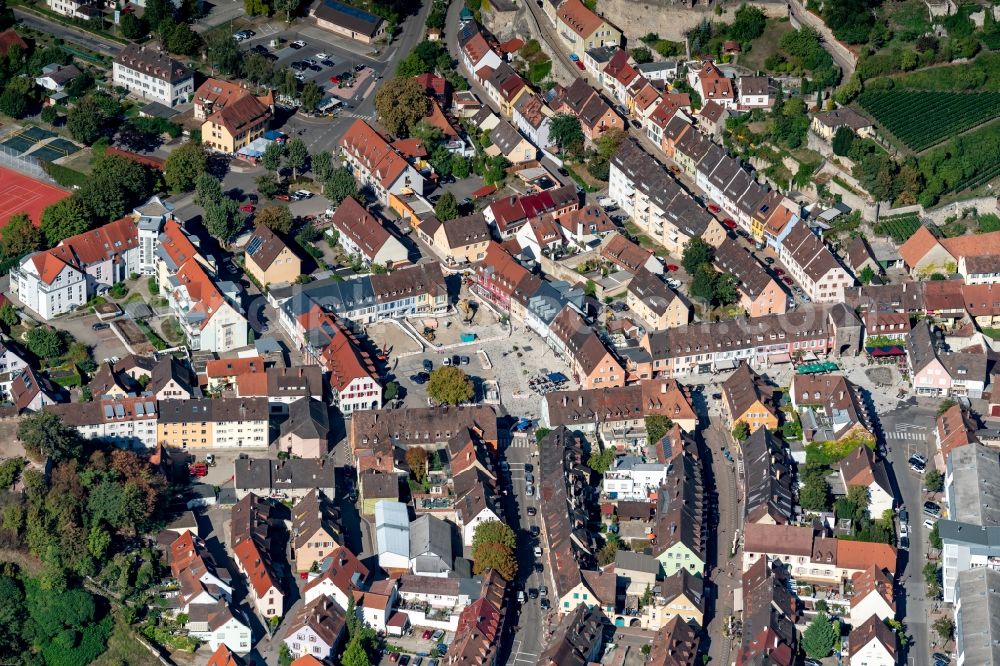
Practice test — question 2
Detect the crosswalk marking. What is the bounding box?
[885,431,926,440]
[508,439,535,448]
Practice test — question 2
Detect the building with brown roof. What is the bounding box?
[790,373,872,444]
[687,61,735,110]
[839,444,895,517]
[849,565,896,626]
[329,197,409,267]
[230,494,284,619]
[737,557,798,666]
[554,0,621,53]
[245,224,300,287]
[338,119,426,204]
[740,427,794,525]
[811,107,874,141]
[311,0,385,43]
[291,490,340,573]
[280,398,331,459]
[721,361,777,434]
[936,403,980,462]
[536,603,606,666]
[302,545,370,608]
[626,267,691,329]
[600,232,662,275]
[113,43,193,107]
[417,212,491,265]
[485,119,536,164]
[550,78,624,141]
[282,596,347,660]
[548,305,625,390]
[646,616,701,666]
[778,222,853,303]
[542,380,697,450]
[714,237,787,316]
[847,614,897,666]
[445,571,508,665]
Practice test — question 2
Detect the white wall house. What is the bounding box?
[48,397,159,450]
[113,43,193,107]
[333,375,383,415]
[601,457,670,501]
[166,258,248,353]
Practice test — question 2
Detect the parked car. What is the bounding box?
[773,268,785,275]
[442,356,452,366]
[92,322,110,331]
[303,57,319,66]
[436,643,448,655]
[707,203,721,213]
[460,355,470,365]
[665,264,679,272]
[540,598,550,610]
[250,44,268,55]
[399,656,410,666]
[530,525,539,537]
[451,354,461,366]
[765,257,775,264]
[189,463,208,477]
[295,189,313,199]
[320,59,335,67]
[529,588,538,599]
[782,276,794,285]
[539,586,547,597]
[517,590,525,603]
[240,204,255,213]
[597,196,616,208]
[423,359,433,373]
[923,518,936,530]
[290,40,306,48]
[422,630,433,640]
[431,630,444,642]
[388,653,400,663]
[534,546,542,557]
[315,51,330,59]
[923,501,941,517]
[330,75,342,84]
[526,506,536,516]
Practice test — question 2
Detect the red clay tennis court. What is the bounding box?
[0,166,70,228]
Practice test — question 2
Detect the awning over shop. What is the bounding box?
[769,353,792,364]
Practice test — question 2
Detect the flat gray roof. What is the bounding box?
[956,568,1000,665]
[948,443,1000,525]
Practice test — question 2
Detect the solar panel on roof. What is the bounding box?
[115,404,125,417]
[104,405,114,418]
[136,403,145,415]
[247,237,264,255]
[146,401,155,413]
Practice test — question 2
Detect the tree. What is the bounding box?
[802,612,838,658]
[79,155,154,223]
[832,126,855,156]
[383,381,399,402]
[428,366,474,405]
[285,138,309,180]
[645,415,673,445]
[68,94,114,145]
[26,326,66,359]
[256,205,293,234]
[729,4,767,41]
[17,410,82,463]
[142,0,174,31]
[164,141,207,192]
[925,468,944,493]
[374,77,431,137]
[690,264,717,303]
[681,237,713,274]
[0,304,17,332]
[406,447,428,483]
[595,127,627,160]
[549,113,584,154]
[933,616,955,643]
[472,520,517,580]
[326,168,358,205]
[262,141,285,173]
[300,81,323,113]
[397,52,428,77]
[929,521,942,550]
[164,21,202,56]
[714,273,739,306]
[312,151,334,186]
[243,53,275,84]
[342,635,371,666]
[42,197,90,247]
[273,0,301,22]
[256,173,281,200]
[597,540,619,566]
[0,0,13,31]
[0,213,42,258]
[195,173,224,209]
[206,31,241,76]
[859,265,875,285]
[588,446,616,474]
[0,76,32,118]
[800,473,832,512]
[435,192,459,221]
[630,46,653,63]
[204,197,243,243]
[452,154,470,179]
[245,0,271,15]
[731,421,750,441]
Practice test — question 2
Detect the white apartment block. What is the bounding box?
[113,43,194,107]
[48,397,158,450]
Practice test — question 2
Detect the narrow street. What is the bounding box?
[14,7,124,57]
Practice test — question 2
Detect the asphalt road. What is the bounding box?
[879,399,937,666]
[787,0,858,77]
[14,7,123,57]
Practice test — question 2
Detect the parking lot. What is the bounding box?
[378,629,453,666]
[238,29,383,105]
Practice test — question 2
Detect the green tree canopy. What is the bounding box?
[473,520,517,550]
[255,173,281,200]
[164,141,207,192]
[731,421,750,441]
[588,446,616,474]
[17,410,83,463]
[262,141,285,173]
[300,81,323,113]
[427,366,474,405]
[78,154,155,223]
[205,30,241,75]
[729,4,767,42]
[256,205,293,234]
[832,126,855,156]
[645,415,673,444]
[681,237,713,274]
[203,197,243,244]
[326,168,358,205]
[374,77,431,137]
[25,326,66,360]
[434,192,459,221]
[0,213,42,258]
[284,138,309,180]
[40,197,89,247]
[802,612,838,658]
[549,113,584,153]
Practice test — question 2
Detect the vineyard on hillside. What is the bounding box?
[874,214,922,243]
[858,90,1000,152]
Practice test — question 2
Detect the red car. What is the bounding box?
[722,219,737,230]
[422,630,433,640]
[330,75,341,84]
[665,264,679,272]
[189,463,208,477]
[707,203,721,213]
[276,194,291,201]
[774,268,785,275]
[389,654,400,663]
[575,60,585,70]
[782,276,794,285]
[240,204,255,214]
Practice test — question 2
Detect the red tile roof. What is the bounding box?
[205,356,266,379]
[339,118,411,183]
[329,196,396,261]
[556,0,605,38]
[233,538,279,599]
[34,215,138,284]
[158,219,198,269]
